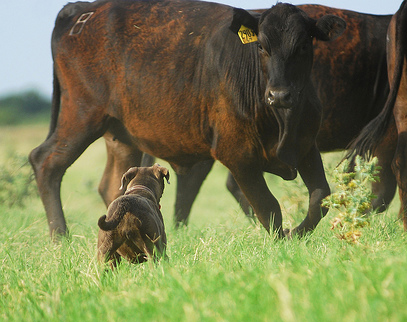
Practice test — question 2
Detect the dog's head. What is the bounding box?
[119,163,170,200]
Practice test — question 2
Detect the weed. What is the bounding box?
[323,156,380,244]
[0,152,38,207]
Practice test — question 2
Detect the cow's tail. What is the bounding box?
[345,1,407,164]
[46,2,91,140]
[46,67,61,140]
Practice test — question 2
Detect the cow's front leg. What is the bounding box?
[230,167,283,236]
[290,145,330,237]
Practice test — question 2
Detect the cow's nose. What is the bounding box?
[267,90,292,108]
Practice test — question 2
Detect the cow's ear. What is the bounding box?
[314,15,346,41]
[230,8,259,35]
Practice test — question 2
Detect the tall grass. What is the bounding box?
[1,125,406,321]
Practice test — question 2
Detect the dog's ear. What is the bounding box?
[153,163,170,184]
[119,167,138,190]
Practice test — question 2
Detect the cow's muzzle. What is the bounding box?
[267,89,293,109]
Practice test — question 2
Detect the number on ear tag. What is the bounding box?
[238,25,258,44]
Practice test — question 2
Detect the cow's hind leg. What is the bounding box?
[225,172,255,222]
[141,156,215,227]
[371,120,398,213]
[140,153,156,167]
[392,132,407,230]
[391,96,407,230]
[98,132,144,206]
[140,155,216,227]
[174,160,214,227]
[371,155,397,213]
[29,101,108,239]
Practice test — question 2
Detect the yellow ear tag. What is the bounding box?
[238,25,258,44]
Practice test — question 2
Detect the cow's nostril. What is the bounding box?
[267,91,275,105]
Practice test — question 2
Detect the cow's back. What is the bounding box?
[51,0,240,163]
[301,5,391,151]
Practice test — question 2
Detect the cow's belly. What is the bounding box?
[107,113,212,168]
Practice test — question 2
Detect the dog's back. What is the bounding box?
[98,195,167,263]
[97,164,169,267]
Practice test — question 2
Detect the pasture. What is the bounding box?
[1,125,407,321]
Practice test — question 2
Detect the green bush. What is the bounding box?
[0,152,38,207]
[323,156,380,243]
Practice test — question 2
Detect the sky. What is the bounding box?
[0,0,402,99]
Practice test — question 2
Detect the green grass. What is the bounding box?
[1,125,407,321]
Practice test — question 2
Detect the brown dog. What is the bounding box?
[97,164,169,268]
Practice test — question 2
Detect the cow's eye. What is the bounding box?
[257,43,266,54]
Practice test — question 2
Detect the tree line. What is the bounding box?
[0,90,51,125]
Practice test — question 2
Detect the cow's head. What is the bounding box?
[231,3,346,167]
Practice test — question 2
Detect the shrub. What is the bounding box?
[322,156,380,243]
[0,152,38,207]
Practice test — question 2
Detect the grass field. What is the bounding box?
[1,125,407,321]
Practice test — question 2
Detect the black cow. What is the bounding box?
[105,5,393,227]
[29,0,346,239]
[348,0,407,230]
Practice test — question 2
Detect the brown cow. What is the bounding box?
[348,0,407,230]
[102,5,394,227]
[29,0,346,239]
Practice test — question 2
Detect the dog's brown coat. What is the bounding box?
[97,164,169,268]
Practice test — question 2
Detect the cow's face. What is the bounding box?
[258,5,314,110]
[257,4,345,106]
[231,4,345,166]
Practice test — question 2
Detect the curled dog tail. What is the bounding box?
[98,213,122,231]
